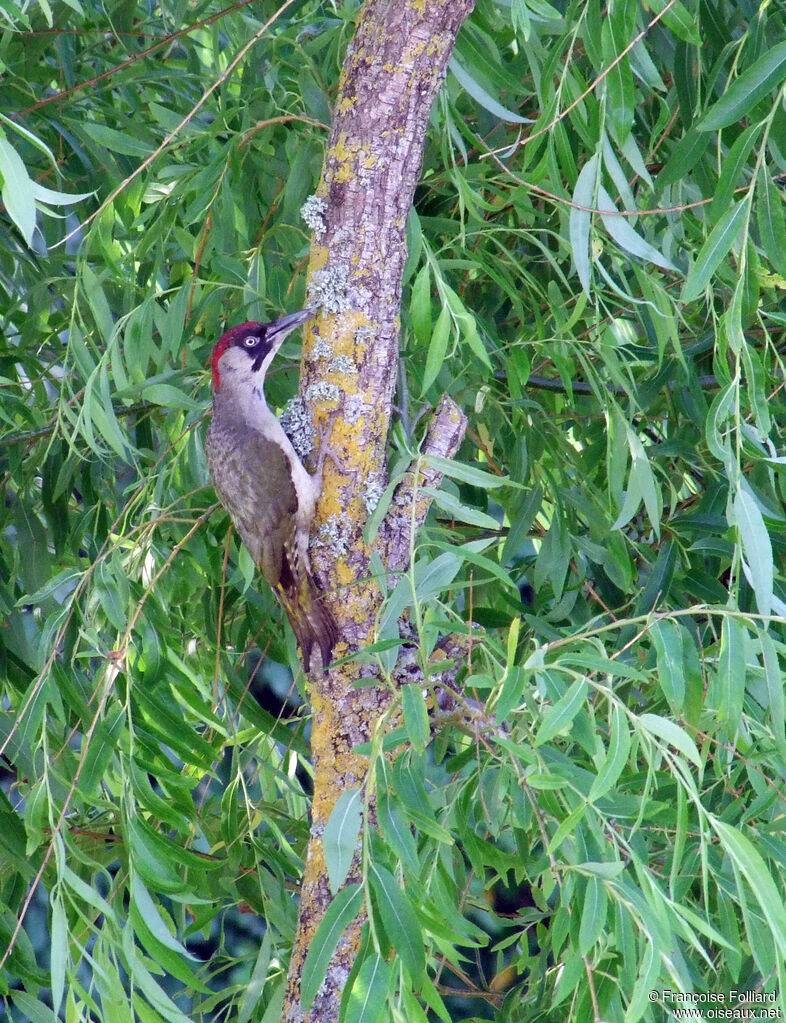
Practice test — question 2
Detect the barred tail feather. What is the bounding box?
[277,576,338,673]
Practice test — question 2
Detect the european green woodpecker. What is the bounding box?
[206,309,338,673]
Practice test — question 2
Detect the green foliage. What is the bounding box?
[2,0,786,1021]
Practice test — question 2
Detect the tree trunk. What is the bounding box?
[283,0,474,1018]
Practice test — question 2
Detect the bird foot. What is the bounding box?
[312,413,345,483]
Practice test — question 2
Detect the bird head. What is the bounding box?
[211,308,316,390]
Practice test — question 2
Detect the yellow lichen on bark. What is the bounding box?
[334,558,361,593]
[307,242,329,274]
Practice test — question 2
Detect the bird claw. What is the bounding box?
[313,412,345,481]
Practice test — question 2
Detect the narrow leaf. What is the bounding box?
[495,664,526,724]
[377,790,419,875]
[410,264,431,347]
[711,819,786,958]
[683,201,747,303]
[625,937,660,1023]
[420,303,450,394]
[502,484,542,562]
[757,165,786,277]
[344,954,391,1023]
[705,381,736,467]
[301,884,364,1009]
[142,383,199,409]
[30,181,93,206]
[716,617,745,732]
[123,930,196,1023]
[638,712,701,767]
[50,897,67,1016]
[422,486,501,530]
[603,12,634,142]
[237,928,271,1023]
[420,974,452,1023]
[81,264,114,344]
[596,186,676,269]
[650,619,685,709]
[449,57,529,124]
[369,863,425,981]
[612,428,661,538]
[323,788,362,894]
[423,455,518,489]
[578,876,607,955]
[535,679,588,747]
[646,0,701,45]
[10,993,59,1023]
[0,112,58,169]
[429,539,518,592]
[259,982,285,1023]
[734,485,773,617]
[699,42,786,131]
[547,803,588,855]
[656,129,710,191]
[589,703,630,800]
[570,154,599,297]
[760,630,786,753]
[710,123,763,221]
[401,684,430,754]
[81,122,155,157]
[131,874,197,958]
[0,136,36,244]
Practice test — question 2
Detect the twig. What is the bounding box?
[379,394,468,574]
[0,401,157,449]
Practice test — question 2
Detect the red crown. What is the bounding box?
[211,322,262,388]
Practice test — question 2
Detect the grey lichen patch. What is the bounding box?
[279,396,316,459]
[311,337,333,360]
[308,264,351,314]
[311,515,351,557]
[343,393,372,424]
[362,473,385,514]
[300,194,327,239]
[329,354,357,375]
[305,381,341,404]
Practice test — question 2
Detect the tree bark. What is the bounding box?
[283,1,474,1019]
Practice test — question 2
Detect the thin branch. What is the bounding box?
[379,394,468,574]
[9,0,260,119]
[480,0,679,162]
[0,401,157,449]
[57,0,302,249]
[522,373,720,396]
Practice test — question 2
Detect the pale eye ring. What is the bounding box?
[242,336,257,349]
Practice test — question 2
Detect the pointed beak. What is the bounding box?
[266,307,317,345]
[250,307,317,374]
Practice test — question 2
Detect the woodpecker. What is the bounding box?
[206,308,338,673]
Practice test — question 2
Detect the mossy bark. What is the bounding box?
[284,1,474,1019]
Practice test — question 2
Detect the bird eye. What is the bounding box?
[242,336,258,349]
